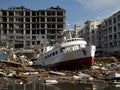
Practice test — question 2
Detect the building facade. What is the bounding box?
[79,20,103,46]
[98,11,120,52]
[0,6,66,48]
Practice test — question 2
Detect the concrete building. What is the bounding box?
[97,11,120,53]
[0,6,66,48]
[79,20,103,46]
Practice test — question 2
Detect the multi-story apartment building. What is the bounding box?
[79,20,103,46]
[0,6,66,48]
[97,11,120,52]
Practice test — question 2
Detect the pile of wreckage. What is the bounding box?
[0,47,39,84]
[0,46,120,85]
[36,56,120,84]
[0,47,38,66]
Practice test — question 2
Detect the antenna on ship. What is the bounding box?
[67,23,72,39]
[66,22,70,30]
[63,22,72,40]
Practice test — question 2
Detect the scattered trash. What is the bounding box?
[77,72,91,78]
[0,71,6,77]
[106,72,120,80]
[19,82,23,85]
[49,71,66,76]
[45,80,58,84]
[0,48,120,85]
[73,75,82,80]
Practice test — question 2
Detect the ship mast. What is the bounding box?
[66,23,72,39]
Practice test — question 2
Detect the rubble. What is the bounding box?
[45,79,58,84]
[0,54,120,85]
[49,71,66,76]
[106,72,120,80]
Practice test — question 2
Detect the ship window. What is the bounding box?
[60,49,62,52]
[45,56,47,59]
[52,52,55,55]
[56,51,58,54]
[47,55,49,58]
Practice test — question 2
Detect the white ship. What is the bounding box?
[36,25,96,69]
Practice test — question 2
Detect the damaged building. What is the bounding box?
[0,6,66,48]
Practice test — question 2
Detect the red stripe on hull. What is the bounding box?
[46,57,94,70]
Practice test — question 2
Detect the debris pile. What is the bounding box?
[35,57,120,84]
[0,55,120,85]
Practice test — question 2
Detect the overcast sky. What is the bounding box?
[1,0,120,28]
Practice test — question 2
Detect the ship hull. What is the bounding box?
[36,45,96,70]
[46,57,94,70]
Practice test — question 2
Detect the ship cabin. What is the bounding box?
[39,38,87,60]
[61,38,87,48]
